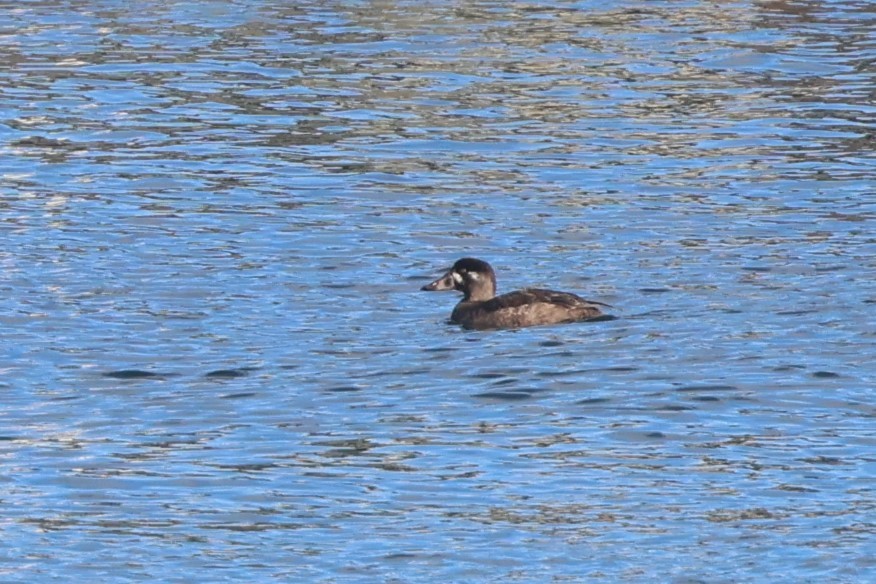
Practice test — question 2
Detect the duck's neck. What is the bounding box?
[464,283,495,302]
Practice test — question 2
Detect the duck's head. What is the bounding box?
[421,257,497,301]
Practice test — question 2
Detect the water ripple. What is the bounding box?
[2,1,875,582]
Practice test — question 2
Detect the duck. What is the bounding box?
[421,257,611,330]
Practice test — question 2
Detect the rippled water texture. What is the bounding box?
[2,0,875,581]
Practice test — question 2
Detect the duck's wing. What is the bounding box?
[485,288,611,311]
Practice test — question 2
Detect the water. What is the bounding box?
[2,1,875,581]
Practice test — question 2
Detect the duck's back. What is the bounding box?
[451,288,606,330]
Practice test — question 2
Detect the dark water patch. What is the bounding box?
[371,462,418,472]
[585,314,618,323]
[145,309,208,320]
[544,351,577,358]
[703,435,759,448]
[707,508,779,522]
[383,552,422,561]
[103,370,163,380]
[658,403,697,411]
[639,287,671,294]
[608,429,670,442]
[210,463,277,473]
[205,368,254,379]
[361,369,394,378]
[314,439,378,457]
[394,368,432,376]
[490,377,519,386]
[325,385,363,393]
[772,365,806,372]
[800,456,846,466]
[576,397,612,405]
[378,414,428,425]
[537,366,638,379]
[469,372,508,379]
[676,384,738,392]
[312,438,376,449]
[200,521,305,532]
[811,371,840,378]
[775,484,819,493]
[690,395,722,402]
[49,395,81,401]
[631,309,677,318]
[472,391,533,400]
[741,266,772,272]
[220,392,258,400]
[539,340,565,347]
[323,282,356,289]
[537,369,586,378]
[423,346,455,353]
[12,136,87,150]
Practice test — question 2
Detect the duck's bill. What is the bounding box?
[421,269,455,291]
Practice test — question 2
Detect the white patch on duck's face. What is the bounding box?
[451,271,464,285]
[468,271,480,281]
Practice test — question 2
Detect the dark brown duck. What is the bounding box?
[421,258,611,330]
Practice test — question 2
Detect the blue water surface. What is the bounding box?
[1,0,874,582]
